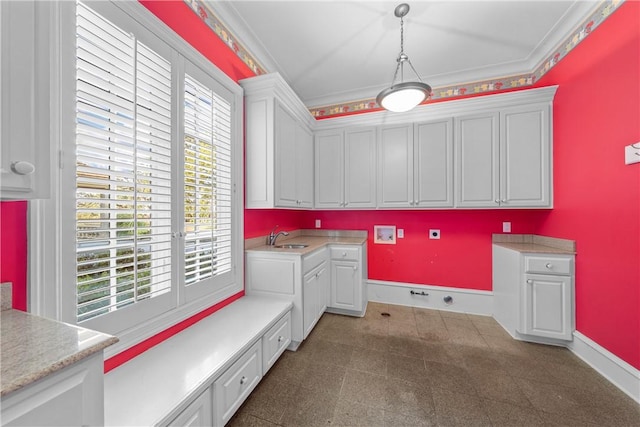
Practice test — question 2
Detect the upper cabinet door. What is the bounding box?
[274,103,298,207]
[314,130,344,208]
[296,124,314,208]
[377,124,413,208]
[1,1,52,199]
[344,127,376,208]
[455,113,500,208]
[414,119,454,208]
[500,104,551,207]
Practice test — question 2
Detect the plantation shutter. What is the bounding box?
[74,2,172,322]
[183,74,233,285]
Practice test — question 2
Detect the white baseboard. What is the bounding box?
[367,280,493,316]
[569,331,640,403]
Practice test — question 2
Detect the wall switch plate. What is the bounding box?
[503,222,511,233]
[397,229,404,238]
[315,219,321,228]
[429,229,440,239]
[625,143,640,165]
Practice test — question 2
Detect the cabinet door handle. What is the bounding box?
[240,376,247,385]
[342,252,347,257]
[545,263,553,269]
[501,199,507,203]
[353,265,358,271]
[11,161,35,175]
[277,335,284,343]
[494,199,500,204]
[526,279,533,284]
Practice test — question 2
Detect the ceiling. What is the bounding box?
[208,1,599,109]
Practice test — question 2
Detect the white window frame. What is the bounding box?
[28,0,244,358]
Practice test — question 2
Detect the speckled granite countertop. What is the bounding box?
[492,234,576,254]
[245,229,367,255]
[0,309,118,396]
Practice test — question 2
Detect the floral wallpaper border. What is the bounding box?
[185,0,623,119]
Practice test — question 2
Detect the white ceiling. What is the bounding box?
[209,1,598,108]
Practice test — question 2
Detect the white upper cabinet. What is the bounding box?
[315,127,376,209]
[377,120,453,208]
[455,113,500,207]
[455,102,552,208]
[500,104,551,207]
[377,124,414,208]
[1,1,52,199]
[274,103,313,208]
[241,73,315,209]
[414,119,454,207]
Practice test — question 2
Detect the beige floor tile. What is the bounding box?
[384,376,435,419]
[482,398,545,427]
[432,388,492,426]
[348,346,388,376]
[385,303,416,323]
[339,369,388,408]
[232,304,637,427]
[331,398,385,427]
[386,353,426,384]
[279,385,338,427]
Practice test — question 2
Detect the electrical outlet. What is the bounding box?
[429,229,440,239]
[625,143,640,165]
[503,222,511,233]
[315,219,321,228]
[397,229,404,238]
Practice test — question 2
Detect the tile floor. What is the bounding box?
[230,302,640,426]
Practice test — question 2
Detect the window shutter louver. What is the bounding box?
[183,74,233,286]
[75,2,172,322]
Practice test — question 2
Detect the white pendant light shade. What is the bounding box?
[377,81,431,113]
[377,4,431,113]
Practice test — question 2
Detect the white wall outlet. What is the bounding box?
[429,229,440,239]
[625,143,640,165]
[315,219,321,228]
[502,222,512,233]
[397,229,404,238]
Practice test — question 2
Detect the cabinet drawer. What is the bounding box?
[524,256,572,275]
[263,311,292,373]
[330,247,359,261]
[303,248,327,273]
[214,341,262,426]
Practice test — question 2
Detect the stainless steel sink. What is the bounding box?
[274,244,309,249]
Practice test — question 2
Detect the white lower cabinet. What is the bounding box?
[303,261,328,339]
[167,388,212,427]
[493,244,575,343]
[327,245,367,316]
[262,311,292,373]
[1,353,104,427]
[214,341,262,426]
[246,247,328,347]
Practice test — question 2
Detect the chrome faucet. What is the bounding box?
[267,225,289,246]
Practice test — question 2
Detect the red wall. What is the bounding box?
[301,210,545,290]
[1,1,636,371]
[0,201,28,311]
[533,1,640,369]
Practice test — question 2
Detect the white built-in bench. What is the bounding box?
[104,295,293,426]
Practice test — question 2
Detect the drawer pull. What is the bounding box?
[277,335,284,343]
[526,279,533,284]
[342,252,347,257]
[240,376,247,385]
[545,263,553,269]
[353,265,358,271]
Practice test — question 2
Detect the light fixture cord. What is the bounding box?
[389,5,426,87]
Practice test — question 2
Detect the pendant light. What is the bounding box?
[376,3,431,113]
